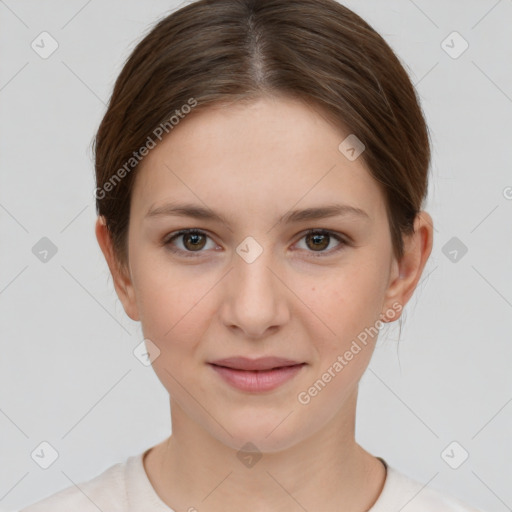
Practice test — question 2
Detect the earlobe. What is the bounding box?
[94,216,140,322]
[381,211,434,322]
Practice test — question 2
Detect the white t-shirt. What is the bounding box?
[18,452,483,512]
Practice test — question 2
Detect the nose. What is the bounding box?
[219,244,290,340]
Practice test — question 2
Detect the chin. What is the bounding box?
[212,414,306,454]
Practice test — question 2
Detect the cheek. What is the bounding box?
[131,258,214,349]
[306,258,387,339]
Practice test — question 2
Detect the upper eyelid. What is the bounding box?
[165,228,216,245]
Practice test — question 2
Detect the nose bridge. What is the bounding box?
[236,243,276,296]
[221,236,289,337]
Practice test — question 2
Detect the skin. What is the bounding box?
[96,95,433,512]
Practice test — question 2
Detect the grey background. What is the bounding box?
[1,0,511,510]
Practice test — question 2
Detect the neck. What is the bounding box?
[144,390,386,512]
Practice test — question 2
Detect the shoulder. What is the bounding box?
[19,458,128,512]
[373,464,484,512]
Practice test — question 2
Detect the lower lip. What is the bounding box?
[209,363,306,392]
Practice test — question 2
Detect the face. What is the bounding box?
[97,95,431,453]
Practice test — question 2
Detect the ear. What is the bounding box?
[381,211,434,322]
[95,216,140,322]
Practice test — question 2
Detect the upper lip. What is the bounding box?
[209,356,304,371]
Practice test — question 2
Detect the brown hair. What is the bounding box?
[93,0,430,270]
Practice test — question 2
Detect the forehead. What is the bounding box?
[130,96,385,225]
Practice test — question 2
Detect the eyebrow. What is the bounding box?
[145,201,370,225]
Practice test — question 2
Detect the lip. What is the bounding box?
[208,357,306,392]
[210,356,302,371]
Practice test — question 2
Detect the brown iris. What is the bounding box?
[182,232,207,251]
[305,232,330,251]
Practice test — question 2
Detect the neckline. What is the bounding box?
[127,449,394,511]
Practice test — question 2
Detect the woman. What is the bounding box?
[21,0,483,510]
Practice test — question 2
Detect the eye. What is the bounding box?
[163,228,349,259]
[294,229,348,257]
[163,229,217,257]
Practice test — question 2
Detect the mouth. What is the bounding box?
[209,356,304,371]
[208,357,306,392]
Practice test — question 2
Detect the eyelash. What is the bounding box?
[162,228,349,259]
